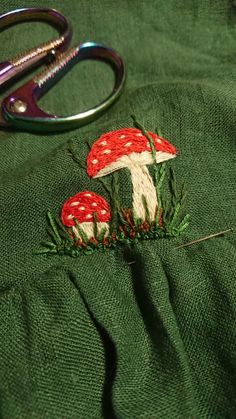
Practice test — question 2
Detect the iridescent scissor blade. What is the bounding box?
[2,42,126,132]
[0,8,72,88]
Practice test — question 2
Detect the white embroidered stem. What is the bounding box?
[72,222,109,240]
[129,164,157,221]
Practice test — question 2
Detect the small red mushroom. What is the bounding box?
[61,191,111,240]
[86,128,176,221]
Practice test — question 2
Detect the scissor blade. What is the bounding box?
[0,8,72,88]
[0,63,19,126]
[0,62,14,88]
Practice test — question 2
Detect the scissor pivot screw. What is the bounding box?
[9,99,27,114]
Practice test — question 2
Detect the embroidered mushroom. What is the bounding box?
[86,128,176,220]
[61,191,110,240]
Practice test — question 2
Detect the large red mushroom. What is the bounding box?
[86,128,176,221]
[61,191,110,240]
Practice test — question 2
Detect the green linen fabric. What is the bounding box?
[0,0,236,417]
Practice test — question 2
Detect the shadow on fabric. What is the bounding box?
[68,271,118,419]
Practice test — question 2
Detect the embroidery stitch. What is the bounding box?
[36,120,190,257]
[87,128,176,221]
[61,191,111,240]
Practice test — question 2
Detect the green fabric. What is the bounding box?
[1,1,236,417]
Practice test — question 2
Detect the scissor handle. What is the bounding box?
[2,42,126,132]
[0,8,72,87]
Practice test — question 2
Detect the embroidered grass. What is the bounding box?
[36,165,189,257]
[36,119,190,257]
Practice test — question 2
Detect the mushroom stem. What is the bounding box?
[129,164,158,221]
[72,222,109,240]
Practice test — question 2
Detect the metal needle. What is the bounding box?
[176,228,233,249]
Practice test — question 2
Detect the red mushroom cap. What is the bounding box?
[61,191,110,227]
[87,128,176,178]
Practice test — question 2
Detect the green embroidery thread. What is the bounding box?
[36,120,190,257]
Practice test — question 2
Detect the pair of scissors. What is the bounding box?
[0,8,125,132]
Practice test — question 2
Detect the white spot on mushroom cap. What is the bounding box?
[100,210,107,215]
[119,135,126,139]
[99,140,107,146]
[67,214,74,220]
[91,202,97,207]
[91,159,98,164]
[86,214,93,219]
[70,201,80,206]
[156,138,162,144]
[124,142,132,147]
[103,149,111,155]
[84,193,92,197]
[79,206,85,210]
[136,133,143,137]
